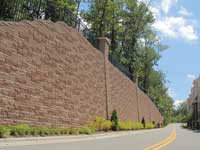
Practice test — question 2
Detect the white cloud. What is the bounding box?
[174,100,184,109]
[187,74,196,80]
[153,16,198,41]
[161,0,178,14]
[168,88,177,99]
[150,6,161,19]
[179,25,198,41]
[178,6,192,17]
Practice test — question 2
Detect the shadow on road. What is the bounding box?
[181,125,200,133]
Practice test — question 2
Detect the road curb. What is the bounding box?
[0,128,162,147]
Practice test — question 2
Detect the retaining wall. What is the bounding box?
[0,21,163,127]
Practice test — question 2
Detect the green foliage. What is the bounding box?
[132,122,144,130]
[0,116,158,138]
[173,101,192,123]
[118,121,144,130]
[147,70,174,125]
[59,128,70,135]
[145,123,155,129]
[82,0,174,124]
[0,126,10,138]
[44,0,76,22]
[118,121,133,130]
[79,127,95,135]
[111,110,119,131]
[10,124,30,136]
[101,120,113,132]
[69,128,79,135]
[0,0,76,21]
[141,118,146,128]
[89,116,112,132]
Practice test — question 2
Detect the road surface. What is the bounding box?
[0,124,199,150]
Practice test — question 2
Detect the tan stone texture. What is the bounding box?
[0,21,163,127]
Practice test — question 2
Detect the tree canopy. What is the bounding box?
[81,0,175,124]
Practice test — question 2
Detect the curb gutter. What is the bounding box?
[0,128,162,147]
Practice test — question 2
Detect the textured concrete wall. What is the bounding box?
[0,21,163,127]
[107,63,163,123]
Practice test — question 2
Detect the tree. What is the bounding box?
[0,0,20,20]
[44,0,76,21]
[82,0,174,124]
[119,0,154,81]
[83,0,109,37]
[0,0,76,21]
[147,70,174,125]
[174,101,191,123]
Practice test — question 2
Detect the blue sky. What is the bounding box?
[150,0,200,105]
[80,0,200,105]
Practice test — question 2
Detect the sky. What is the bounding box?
[80,0,200,106]
[149,0,200,106]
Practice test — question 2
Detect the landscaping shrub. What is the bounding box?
[69,128,79,135]
[118,121,144,130]
[39,127,55,136]
[132,122,144,130]
[141,117,146,128]
[89,116,112,132]
[0,126,10,138]
[111,110,119,131]
[0,117,157,139]
[102,120,112,132]
[91,116,105,131]
[59,128,69,135]
[118,121,132,130]
[79,127,94,135]
[30,127,40,136]
[10,124,30,136]
[145,123,155,129]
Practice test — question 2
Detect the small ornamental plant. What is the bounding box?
[141,117,146,128]
[111,110,119,131]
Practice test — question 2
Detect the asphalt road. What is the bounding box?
[0,124,199,150]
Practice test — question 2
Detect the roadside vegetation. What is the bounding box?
[0,112,157,138]
[172,101,192,123]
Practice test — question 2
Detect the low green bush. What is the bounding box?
[69,128,79,135]
[119,121,144,130]
[145,123,155,129]
[119,121,132,130]
[79,127,95,135]
[10,124,30,136]
[89,116,112,132]
[132,122,144,130]
[102,120,113,132]
[0,117,157,138]
[30,127,40,136]
[59,128,69,135]
[0,126,10,138]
